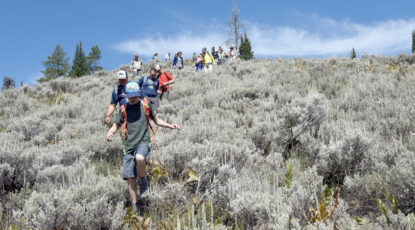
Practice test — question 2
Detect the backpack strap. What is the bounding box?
[141,97,156,146]
[142,76,148,88]
[120,104,127,142]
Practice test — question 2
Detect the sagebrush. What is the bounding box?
[1,55,415,229]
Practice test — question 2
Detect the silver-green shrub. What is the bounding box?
[2,55,415,229]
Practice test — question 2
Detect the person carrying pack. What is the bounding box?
[165,52,171,62]
[211,46,219,62]
[105,70,128,124]
[138,68,160,114]
[155,64,175,101]
[229,47,237,60]
[202,47,216,72]
[106,81,180,215]
[218,46,227,65]
[130,54,144,78]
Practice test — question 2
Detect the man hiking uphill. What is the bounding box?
[155,64,175,101]
[106,81,180,214]
[105,70,128,124]
[138,68,160,114]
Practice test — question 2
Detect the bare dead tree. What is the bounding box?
[226,0,244,52]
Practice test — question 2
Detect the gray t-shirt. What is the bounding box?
[116,101,155,155]
[176,57,183,68]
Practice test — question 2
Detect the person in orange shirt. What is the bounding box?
[155,64,175,100]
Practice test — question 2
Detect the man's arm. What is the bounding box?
[105,104,116,124]
[152,116,180,130]
[163,79,175,86]
[106,123,121,142]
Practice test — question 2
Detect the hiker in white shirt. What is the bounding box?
[130,54,143,78]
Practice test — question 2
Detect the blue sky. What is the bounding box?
[1,0,415,85]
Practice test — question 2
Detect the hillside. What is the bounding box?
[1,56,415,229]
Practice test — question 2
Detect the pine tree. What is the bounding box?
[70,41,90,77]
[39,45,70,82]
[2,76,15,90]
[351,48,357,59]
[87,45,102,73]
[239,32,254,60]
[412,30,415,54]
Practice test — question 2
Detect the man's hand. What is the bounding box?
[105,116,111,124]
[162,82,168,86]
[107,130,114,142]
[171,124,180,130]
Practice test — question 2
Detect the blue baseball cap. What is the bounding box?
[124,81,141,98]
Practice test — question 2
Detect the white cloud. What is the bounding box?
[113,16,415,58]
[249,18,415,56]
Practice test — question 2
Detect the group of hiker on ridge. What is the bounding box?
[194,46,238,72]
[104,45,238,215]
[149,46,239,73]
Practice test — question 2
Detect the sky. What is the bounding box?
[1,0,415,85]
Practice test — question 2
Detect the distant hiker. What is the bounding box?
[172,51,184,70]
[202,47,216,72]
[106,81,180,215]
[105,70,128,124]
[211,46,219,62]
[155,64,175,101]
[165,52,171,62]
[195,53,203,73]
[138,68,160,114]
[229,47,237,60]
[130,54,144,78]
[218,46,227,65]
[192,52,197,63]
[153,53,161,62]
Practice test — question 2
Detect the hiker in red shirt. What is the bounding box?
[155,64,175,100]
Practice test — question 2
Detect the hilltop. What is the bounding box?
[1,56,415,229]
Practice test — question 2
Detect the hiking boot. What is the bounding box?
[139,177,149,198]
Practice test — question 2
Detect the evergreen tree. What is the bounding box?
[2,76,15,90]
[239,32,254,60]
[412,30,415,54]
[351,48,357,59]
[70,41,90,77]
[87,45,102,73]
[39,45,70,82]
